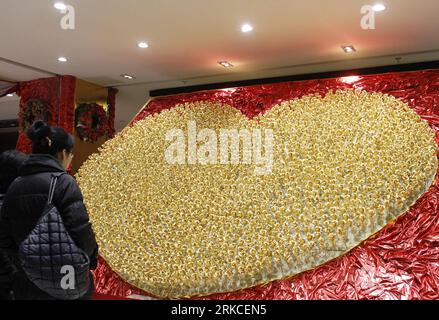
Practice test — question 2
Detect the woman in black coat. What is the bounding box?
[0,121,99,300]
[0,150,28,300]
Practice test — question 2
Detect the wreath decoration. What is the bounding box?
[21,98,50,132]
[75,103,109,142]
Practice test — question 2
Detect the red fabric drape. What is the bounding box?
[16,75,76,153]
[107,87,118,139]
[94,69,439,300]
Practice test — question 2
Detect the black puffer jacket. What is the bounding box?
[0,194,15,300]
[0,154,98,300]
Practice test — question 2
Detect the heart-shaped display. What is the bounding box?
[77,90,437,299]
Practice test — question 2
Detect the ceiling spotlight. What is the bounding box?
[342,46,356,53]
[241,23,253,33]
[121,74,136,80]
[54,2,67,10]
[57,56,68,62]
[138,41,149,48]
[218,61,234,68]
[372,4,386,12]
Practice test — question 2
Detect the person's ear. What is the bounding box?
[62,149,68,160]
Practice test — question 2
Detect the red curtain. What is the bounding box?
[16,75,76,153]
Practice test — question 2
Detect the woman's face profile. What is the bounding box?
[58,149,74,170]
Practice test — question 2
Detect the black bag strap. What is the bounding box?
[47,173,66,205]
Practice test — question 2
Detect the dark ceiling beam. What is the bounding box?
[150,60,439,97]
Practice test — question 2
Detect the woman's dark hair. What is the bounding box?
[27,121,74,156]
[0,150,28,193]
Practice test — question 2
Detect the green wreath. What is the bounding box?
[21,98,50,132]
[75,103,109,142]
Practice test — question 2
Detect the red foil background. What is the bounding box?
[93,69,439,300]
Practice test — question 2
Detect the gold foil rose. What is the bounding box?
[76,90,437,299]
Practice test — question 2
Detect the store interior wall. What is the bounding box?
[0,95,19,153]
[114,84,151,132]
[71,79,109,174]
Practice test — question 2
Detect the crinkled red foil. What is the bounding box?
[93,69,439,300]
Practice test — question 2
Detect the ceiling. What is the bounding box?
[1,0,439,91]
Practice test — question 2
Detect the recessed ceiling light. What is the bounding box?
[218,61,234,68]
[54,2,67,10]
[241,23,253,33]
[372,4,386,12]
[6,94,14,97]
[138,41,149,49]
[121,74,136,80]
[57,56,68,62]
[341,46,356,53]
